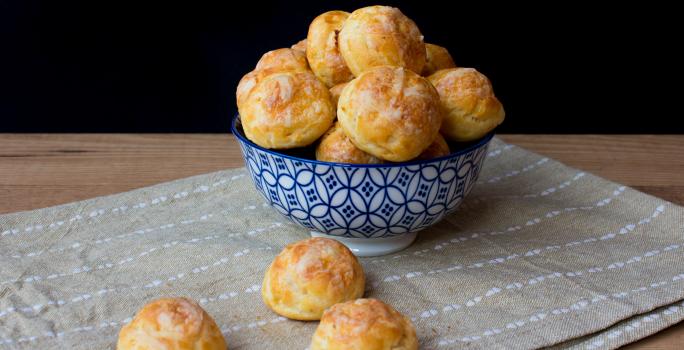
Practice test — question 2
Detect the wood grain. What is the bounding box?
[0,134,682,348]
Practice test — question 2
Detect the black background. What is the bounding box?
[1,1,681,133]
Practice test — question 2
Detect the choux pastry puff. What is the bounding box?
[240,71,335,149]
[236,68,278,110]
[337,66,443,162]
[117,297,227,350]
[316,122,382,164]
[262,237,365,321]
[291,39,307,53]
[422,43,456,76]
[255,48,309,72]
[415,133,450,160]
[339,6,426,76]
[236,48,309,110]
[428,67,505,142]
[307,11,355,87]
[329,82,348,109]
[310,298,418,350]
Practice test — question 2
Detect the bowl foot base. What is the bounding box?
[309,231,418,257]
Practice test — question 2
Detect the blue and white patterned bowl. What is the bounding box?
[231,116,493,256]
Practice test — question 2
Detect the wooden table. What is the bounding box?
[1,134,682,348]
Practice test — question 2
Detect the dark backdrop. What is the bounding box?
[1,1,681,133]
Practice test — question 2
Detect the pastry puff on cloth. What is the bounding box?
[262,238,365,321]
[117,297,227,350]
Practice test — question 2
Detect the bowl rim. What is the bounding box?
[230,114,495,168]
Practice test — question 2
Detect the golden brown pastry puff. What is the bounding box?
[415,133,450,160]
[236,68,279,111]
[338,6,426,76]
[237,48,310,111]
[262,237,365,321]
[291,39,307,53]
[306,11,354,87]
[316,122,382,164]
[428,68,505,142]
[255,48,309,72]
[337,66,442,162]
[310,298,418,350]
[422,43,456,76]
[329,82,348,109]
[117,297,227,350]
[241,71,335,149]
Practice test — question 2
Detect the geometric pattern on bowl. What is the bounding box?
[233,116,492,239]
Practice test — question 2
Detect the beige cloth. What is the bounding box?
[1,137,683,349]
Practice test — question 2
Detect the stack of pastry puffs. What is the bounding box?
[117,7,505,349]
[118,237,418,350]
[262,237,419,350]
[237,5,505,165]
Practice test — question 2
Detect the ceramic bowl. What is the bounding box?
[231,115,493,256]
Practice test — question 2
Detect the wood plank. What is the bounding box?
[0,134,243,212]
